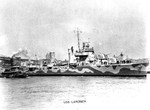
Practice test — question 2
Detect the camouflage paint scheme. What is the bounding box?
[27,62,149,77]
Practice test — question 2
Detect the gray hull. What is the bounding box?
[27,62,148,77]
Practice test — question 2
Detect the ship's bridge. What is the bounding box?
[74,52,88,57]
[75,42,94,57]
[74,42,95,62]
[74,52,88,61]
[82,42,94,53]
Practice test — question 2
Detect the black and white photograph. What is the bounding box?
[0,0,150,110]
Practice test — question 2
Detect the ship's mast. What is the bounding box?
[74,28,82,52]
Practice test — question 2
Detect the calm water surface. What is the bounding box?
[0,75,150,110]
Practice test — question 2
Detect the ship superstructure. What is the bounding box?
[25,28,149,77]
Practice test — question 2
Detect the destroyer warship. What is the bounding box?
[27,28,149,77]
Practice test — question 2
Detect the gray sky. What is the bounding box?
[0,0,148,59]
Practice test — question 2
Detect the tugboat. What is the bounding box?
[2,66,28,78]
[27,28,149,77]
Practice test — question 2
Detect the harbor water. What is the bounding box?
[0,75,150,110]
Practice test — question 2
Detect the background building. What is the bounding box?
[45,52,55,64]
